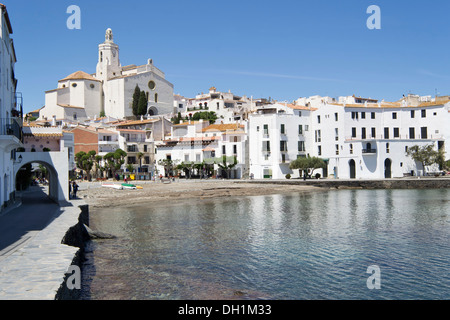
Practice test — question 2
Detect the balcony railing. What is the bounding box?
[362,148,377,154]
[1,118,22,141]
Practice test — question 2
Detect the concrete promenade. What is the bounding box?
[0,186,85,300]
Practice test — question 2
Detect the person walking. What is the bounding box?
[69,181,72,199]
[72,181,79,199]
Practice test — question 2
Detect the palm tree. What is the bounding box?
[137,152,144,173]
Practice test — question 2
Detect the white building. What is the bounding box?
[248,103,314,179]
[155,120,248,178]
[40,28,175,122]
[309,95,450,179]
[187,87,254,124]
[0,3,23,210]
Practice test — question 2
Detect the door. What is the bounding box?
[384,158,392,178]
[349,160,356,179]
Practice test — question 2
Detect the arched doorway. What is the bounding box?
[349,159,356,179]
[148,106,158,116]
[384,158,392,179]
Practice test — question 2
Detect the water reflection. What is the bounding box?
[82,189,450,300]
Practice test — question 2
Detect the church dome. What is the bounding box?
[59,71,100,82]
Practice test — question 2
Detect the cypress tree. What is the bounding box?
[132,85,141,116]
[138,91,148,116]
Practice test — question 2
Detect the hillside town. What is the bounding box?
[2,2,450,302]
[2,21,450,210]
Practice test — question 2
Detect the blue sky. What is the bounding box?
[3,0,450,113]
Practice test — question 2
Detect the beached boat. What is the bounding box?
[102,184,123,190]
[121,183,143,190]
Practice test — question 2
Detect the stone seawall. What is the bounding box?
[236,178,450,190]
[0,201,89,300]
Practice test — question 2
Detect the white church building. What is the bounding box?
[40,28,175,122]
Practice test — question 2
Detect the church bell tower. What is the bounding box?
[96,28,122,82]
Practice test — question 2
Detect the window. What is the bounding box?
[72,83,77,88]
[233,144,237,155]
[262,141,271,152]
[371,112,376,119]
[411,110,415,118]
[154,93,158,103]
[127,157,136,164]
[148,81,156,90]
[222,145,226,155]
[318,146,322,156]
[393,127,399,138]
[143,145,148,152]
[361,128,366,140]
[409,127,415,139]
[315,130,321,142]
[298,141,305,152]
[196,154,201,162]
[263,124,269,136]
[421,109,426,118]
[298,125,303,135]
[350,144,353,155]
[90,84,95,89]
[184,154,189,162]
[335,113,339,121]
[280,141,288,152]
[73,113,77,120]
[371,127,376,139]
[361,112,366,119]
[392,112,397,119]
[335,128,339,141]
[352,127,357,138]
[386,143,390,153]
[384,127,389,139]
[281,124,286,135]
[335,144,339,155]
[351,112,358,120]
[421,127,428,139]
[305,125,309,132]
[179,104,183,109]
[317,115,321,124]
[256,126,260,132]
[298,111,302,117]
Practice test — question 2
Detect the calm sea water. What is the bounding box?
[80,189,450,300]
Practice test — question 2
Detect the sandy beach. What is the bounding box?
[77,179,323,209]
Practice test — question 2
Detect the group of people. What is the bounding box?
[69,181,79,199]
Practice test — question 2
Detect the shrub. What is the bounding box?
[285,174,291,179]
[315,173,321,179]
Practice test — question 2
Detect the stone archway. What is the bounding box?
[13,151,69,204]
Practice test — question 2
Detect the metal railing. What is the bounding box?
[0,117,22,141]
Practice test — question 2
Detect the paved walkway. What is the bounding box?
[0,186,60,260]
[0,186,84,300]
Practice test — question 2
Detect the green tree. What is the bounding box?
[132,85,141,117]
[217,155,238,179]
[138,91,148,116]
[104,149,127,177]
[75,150,97,180]
[289,156,326,179]
[192,111,218,123]
[94,155,103,179]
[406,144,441,175]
